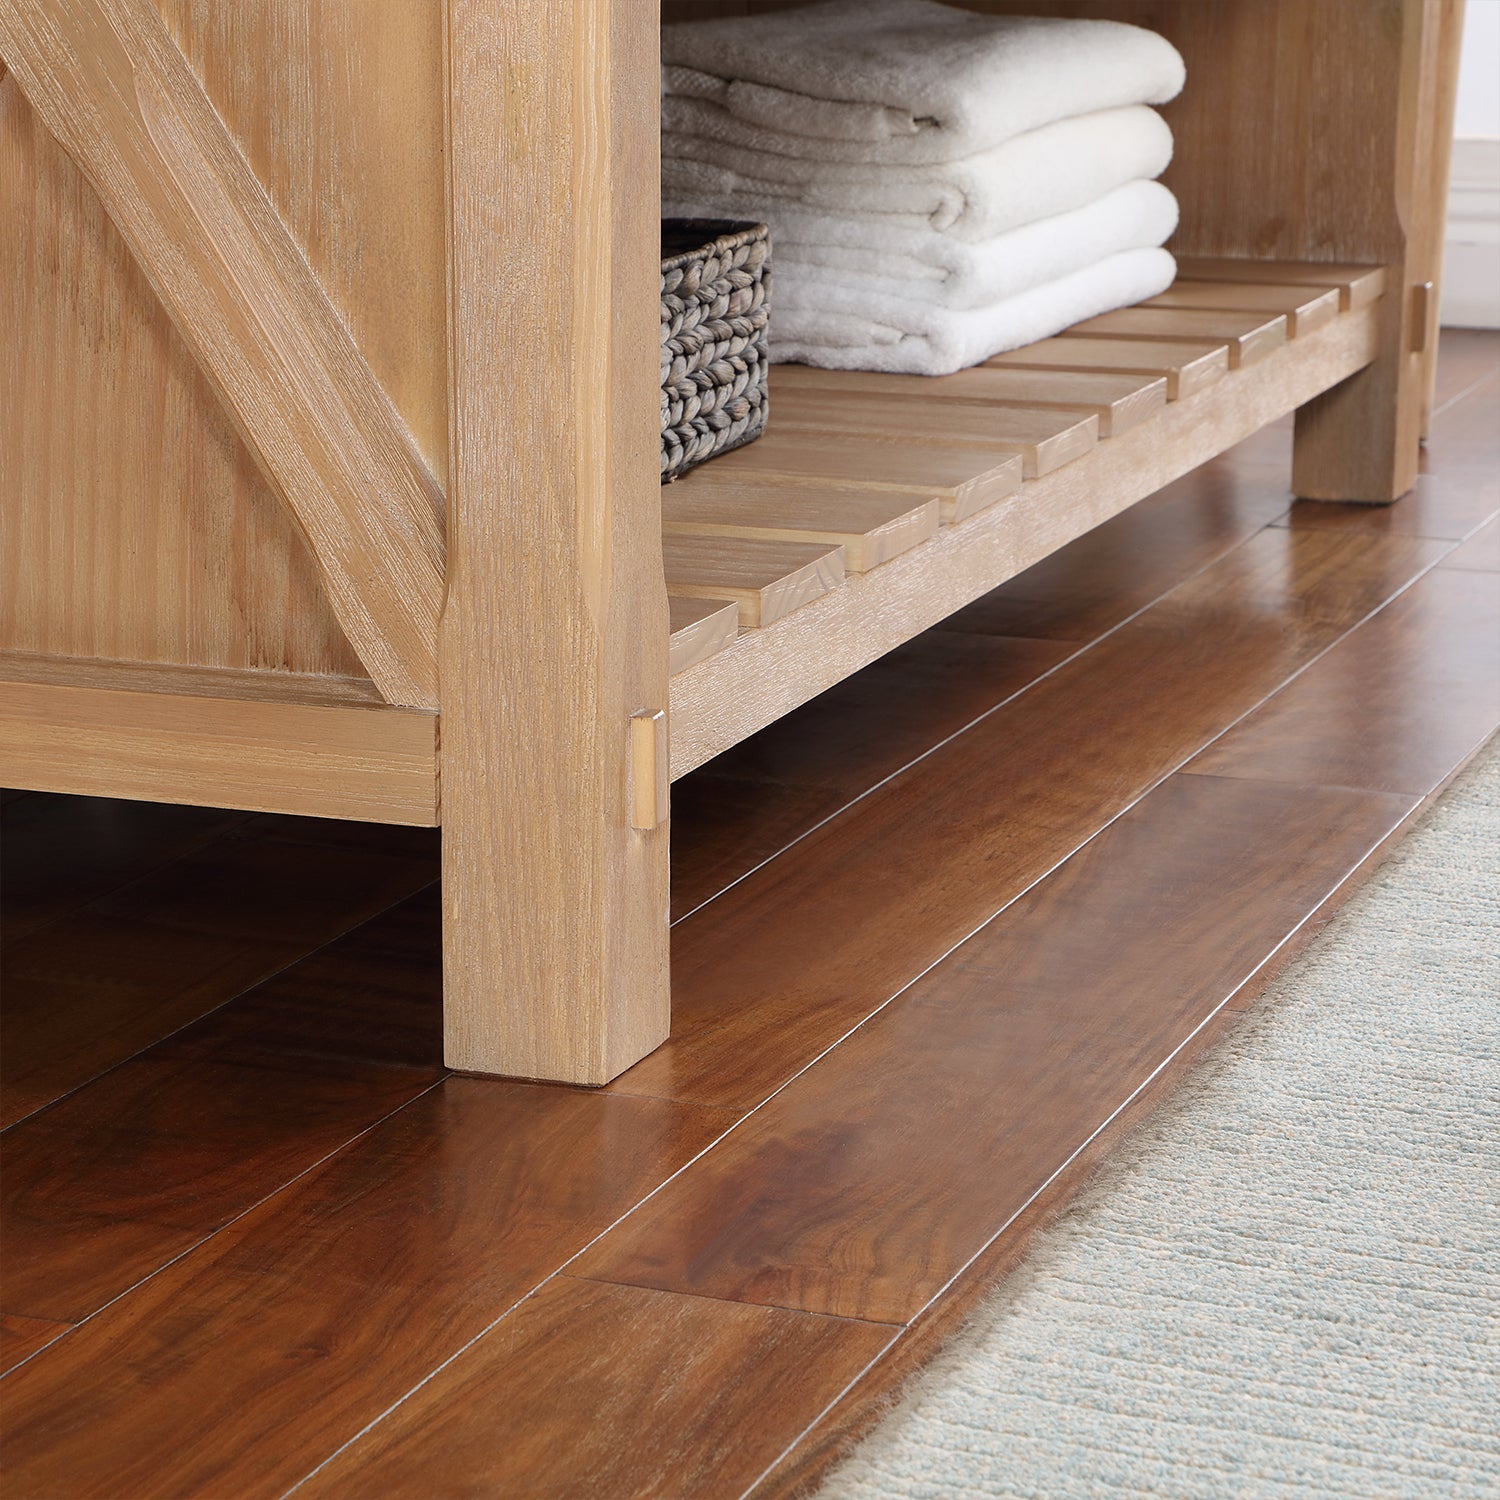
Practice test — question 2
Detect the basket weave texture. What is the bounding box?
[660,219,770,481]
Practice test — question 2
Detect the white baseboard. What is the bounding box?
[1443,137,1500,329]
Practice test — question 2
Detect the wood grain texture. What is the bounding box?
[1144,281,1340,335]
[687,428,1025,526]
[0,1314,71,1376]
[766,386,1100,479]
[1176,257,1387,311]
[989,334,1229,400]
[1,819,438,1127]
[581,774,1415,1321]
[0,662,438,823]
[663,534,846,627]
[1064,305,1288,367]
[670,305,1378,778]
[1185,563,1500,796]
[0,1082,731,1500]
[644,526,1450,1111]
[155,0,451,487]
[0,0,447,705]
[663,473,939,575]
[670,595,739,675]
[772,362,1169,438]
[295,1276,896,1500]
[439,0,669,1082]
[0,74,365,680]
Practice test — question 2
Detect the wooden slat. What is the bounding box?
[1064,306,1288,368]
[0,1081,731,1499]
[695,429,1024,526]
[769,388,1099,480]
[663,535,845,628]
[664,475,939,574]
[0,0,446,706]
[667,309,1385,781]
[669,597,739,675]
[1144,281,1342,336]
[772,364,1169,439]
[582,774,1416,1321]
[988,336,1230,400]
[0,660,438,824]
[1176,257,1387,311]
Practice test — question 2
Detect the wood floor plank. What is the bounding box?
[773,363,1168,438]
[1143,281,1342,334]
[0,795,251,946]
[0,1083,731,1500]
[936,452,1295,642]
[1063,306,1288,367]
[0,1313,70,1375]
[1,826,438,1128]
[578,774,1416,1322]
[1184,564,1500,796]
[766,387,1100,480]
[1174,258,1386,311]
[293,1276,895,1500]
[663,534,845,627]
[1439,515,1499,571]
[670,596,739,676]
[694,427,1025,525]
[988,336,1229,400]
[609,528,1449,1112]
[669,633,1072,920]
[1428,329,1500,408]
[1281,474,1500,539]
[1,1054,440,1325]
[663,476,939,574]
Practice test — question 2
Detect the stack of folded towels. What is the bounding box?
[662,0,1186,376]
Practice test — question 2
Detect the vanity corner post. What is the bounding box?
[439,0,670,1085]
[1290,0,1466,503]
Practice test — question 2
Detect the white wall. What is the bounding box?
[1454,0,1499,138]
[1443,0,1500,326]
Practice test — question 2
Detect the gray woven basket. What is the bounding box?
[661,219,770,482]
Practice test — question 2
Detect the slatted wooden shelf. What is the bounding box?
[661,262,1387,777]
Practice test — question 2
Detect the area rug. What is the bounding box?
[821,743,1500,1500]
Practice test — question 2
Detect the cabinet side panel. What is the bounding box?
[0,74,365,677]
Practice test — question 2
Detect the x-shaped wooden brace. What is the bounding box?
[0,0,446,707]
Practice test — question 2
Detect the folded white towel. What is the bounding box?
[663,104,1173,241]
[662,0,1184,165]
[769,247,1178,376]
[666,179,1178,313]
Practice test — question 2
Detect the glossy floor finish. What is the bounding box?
[2,333,1497,1499]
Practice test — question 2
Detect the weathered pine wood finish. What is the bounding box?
[0,0,1465,1082]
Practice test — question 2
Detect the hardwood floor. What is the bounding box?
[2,334,1496,1499]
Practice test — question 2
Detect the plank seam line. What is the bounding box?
[0,875,439,1136]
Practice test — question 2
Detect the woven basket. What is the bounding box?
[660,219,770,482]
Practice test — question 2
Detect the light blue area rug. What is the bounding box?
[822,744,1500,1500]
